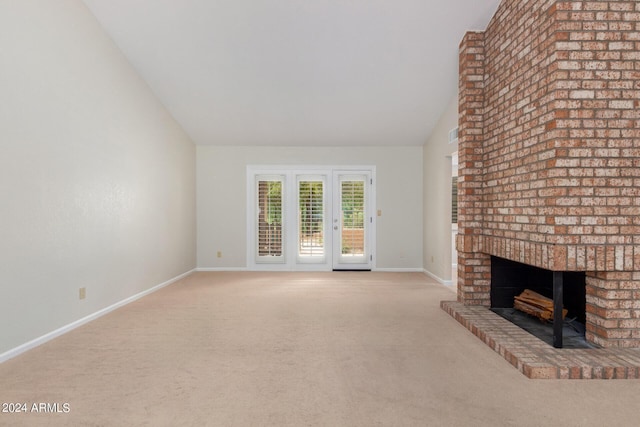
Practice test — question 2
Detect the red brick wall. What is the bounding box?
[457,31,491,306]
[586,272,640,347]
[481,0,558,266]
[552,1,640,272]
[458,0,640,346]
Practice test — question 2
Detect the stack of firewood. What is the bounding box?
[514,289,567,322]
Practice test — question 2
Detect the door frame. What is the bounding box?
[246,165,376,271]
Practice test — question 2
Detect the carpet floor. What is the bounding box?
[1,271,639,426]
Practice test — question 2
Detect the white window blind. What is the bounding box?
[451,176,458,224]
[340,179,365,256]
[298,179,324,258]
[256,176,284,261]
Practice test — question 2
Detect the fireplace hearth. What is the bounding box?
[492,307,593,349]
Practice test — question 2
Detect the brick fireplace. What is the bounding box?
[455,0,640,349]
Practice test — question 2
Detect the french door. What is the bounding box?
[248,167,374,271]
[332,172,371,270]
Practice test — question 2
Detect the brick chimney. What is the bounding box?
[457,0,640,347]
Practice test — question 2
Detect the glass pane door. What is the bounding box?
[333,172,371,270]
[249,167,374,271]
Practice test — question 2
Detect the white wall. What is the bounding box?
[0,0,196,356]
[197,146,423,270]
[423,95,458,282]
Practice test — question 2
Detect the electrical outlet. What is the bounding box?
[217,251,222,258]
[79,287,86,300]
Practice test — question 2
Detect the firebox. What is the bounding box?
[490,256,588,348]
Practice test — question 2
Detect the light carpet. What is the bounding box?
[1,272,639,426]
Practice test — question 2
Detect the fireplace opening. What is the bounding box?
[489,256,592,349]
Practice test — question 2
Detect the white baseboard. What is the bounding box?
[0,269,195,364]
[198,267,426,273]
[423,269,453,286]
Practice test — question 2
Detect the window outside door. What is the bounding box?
[296,175,327,265]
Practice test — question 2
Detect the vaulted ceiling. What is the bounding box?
[82,0,501,146]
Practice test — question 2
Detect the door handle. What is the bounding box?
[334,226,338,230]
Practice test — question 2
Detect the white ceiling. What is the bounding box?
[82,0,501,146]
